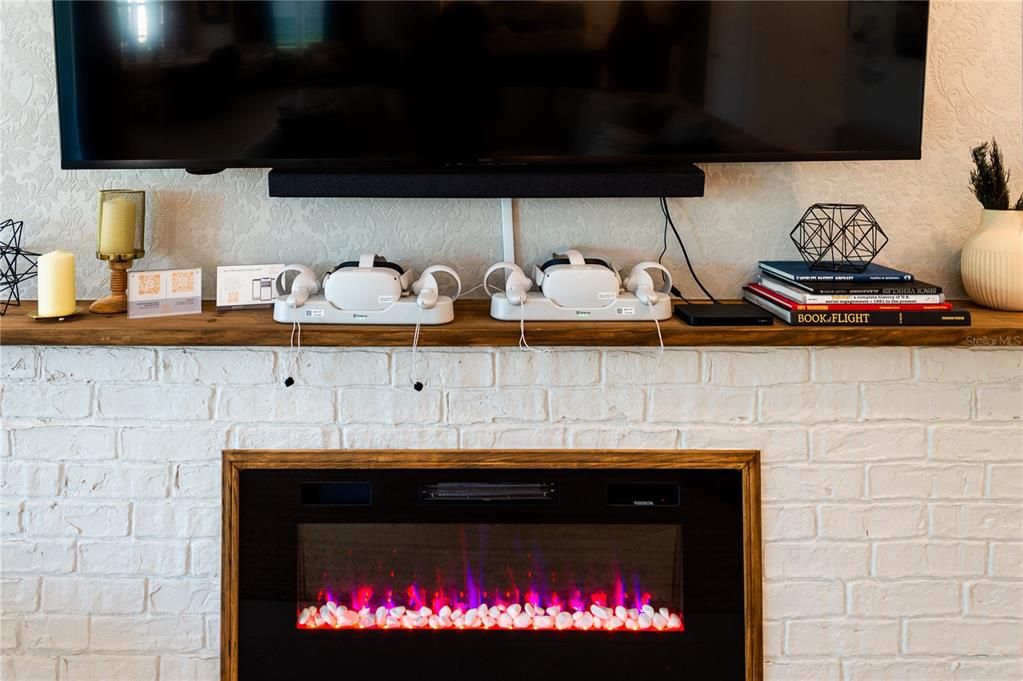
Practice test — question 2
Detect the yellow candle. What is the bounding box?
[37,250,76,317]
[99,196,136,256]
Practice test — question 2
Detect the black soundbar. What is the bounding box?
[267,164,704,198]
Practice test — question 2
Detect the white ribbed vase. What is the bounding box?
[960,209,1023,311]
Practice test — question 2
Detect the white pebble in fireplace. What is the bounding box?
[1,346,1021,681]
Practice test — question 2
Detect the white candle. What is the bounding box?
[37,250,76,317]
[99,196,136,256]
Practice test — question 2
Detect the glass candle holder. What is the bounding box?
[91,189,146,314]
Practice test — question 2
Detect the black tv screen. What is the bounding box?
[54,0,928,169]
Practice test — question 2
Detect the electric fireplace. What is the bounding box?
[222,450,763,681]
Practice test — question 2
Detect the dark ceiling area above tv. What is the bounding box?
[53,0,928,196]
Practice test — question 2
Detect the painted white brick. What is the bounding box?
[759,383,858,423]
[292,349,390,387]
[148,579,217,614]
[762,465,863,501]
[707,348,809,386]
[762,505,816,540]
[1,539,75,574]
[121,427,227,462]
[24,500,130,537]
[392,349,492,387]
[1,383,91,419]
[496,350,599,387]
[813,347,912,383]
[989,463,1023,499]
[683,426,808,463]
[1,500,22,534]
[818,503,927,539]
[550,387,644,422]
[763,580,843,618]
[98,384,212,420]
[1,462,60,496]
[874,541,987,578]
[787,619,899,656]
[63,463,168,499]
[0,577,39,612]
[764,660,840,681]
[223,384,334,422]
[232,424,338,449]
[868,464,984,499]
[931,425,1023,462]
[931,503,1022,540]
[849,580,960,617]
[43,347,155,382]
[158,656,219,681]
[132,502,219,539]
[41,577,145,614]
[976,383,1023,421]
[173,463,219,498]
[2,346,37,380]
[1,656,57,681]
[338,387,441,424]
[603,349,700,385]
[446,388,545,424]
[342,426,458,449]
[1,616,19,652]
[763,620,783,657]
[952,659,1023,681]
[570,427,679,449]
[842,660,955,681]
[459,428,568,449]
[189,539,220,577]
[63,656,157,681]
[22,615,88,652]
[203,615,219,653]
[990,542,1022,578]
[160,348,275,384]
[78,540,187,576]
[763,542,869,579]
[905,619,1022,655]
[917,348,1023,383]
[967,581,1023,617]
[10,426,115,461]
[812,425,926,462]
[89,616,204,652]
[650,386,755,424]
[863,383,972,421]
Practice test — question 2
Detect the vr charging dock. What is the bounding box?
[490,291,672,322]
[273,295,455,325]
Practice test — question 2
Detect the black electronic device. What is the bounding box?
[674,302,774,327]
[54,1,929,172]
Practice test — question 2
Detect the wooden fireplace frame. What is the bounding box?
[221,449,763,681]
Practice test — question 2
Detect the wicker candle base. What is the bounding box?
[89,259,132,314]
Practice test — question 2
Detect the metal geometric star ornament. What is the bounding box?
[790,203,888,273]
[0,218,40,315]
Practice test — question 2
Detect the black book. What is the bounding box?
[762,274,943,296]
[743,287,971,326]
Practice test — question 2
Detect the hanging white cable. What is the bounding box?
[410,305,424,390]
[285,319,302,386]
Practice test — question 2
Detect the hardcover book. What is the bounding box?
[743,286,971,326]
[756,276,945,305]
[759,260,914,283]
[767,276,942,296]
[747,283,951,311]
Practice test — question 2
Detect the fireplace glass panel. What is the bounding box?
[297,523,683,632]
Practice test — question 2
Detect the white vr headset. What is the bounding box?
[275,255,460,312]
[486,249,672,309]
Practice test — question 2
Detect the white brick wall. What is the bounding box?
[1,345,1021,680]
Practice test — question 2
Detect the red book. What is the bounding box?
[746,283,954,312]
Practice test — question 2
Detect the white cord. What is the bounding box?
[456,282,487,300]
[286,319,302,385]
[518,302,548,353]
[652,311,664,353]
[410,306,424,390]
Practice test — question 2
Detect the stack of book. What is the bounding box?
[743,261,971,326]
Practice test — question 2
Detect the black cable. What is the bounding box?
[657,207,688,301]
[659,197,718,303]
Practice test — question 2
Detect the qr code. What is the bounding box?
[138,273,161,295]
[171,270,196,294]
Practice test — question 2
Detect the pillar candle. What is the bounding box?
[37,250,77,317]
[99,196,136,256]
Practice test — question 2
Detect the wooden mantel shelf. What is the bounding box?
[1,300,1020,348]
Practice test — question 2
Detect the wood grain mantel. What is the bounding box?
[4,299,1019,347]
[221,449,763,681]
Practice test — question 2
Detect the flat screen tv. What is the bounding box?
[54,0,928,170]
